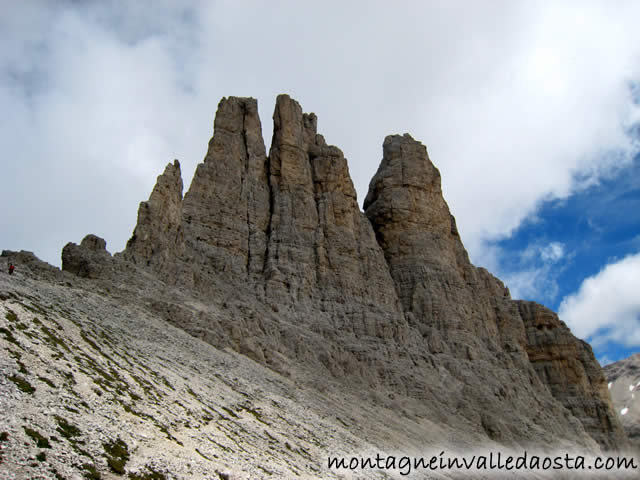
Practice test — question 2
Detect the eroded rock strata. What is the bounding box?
[55,95,624,452]
[518,301,627,450]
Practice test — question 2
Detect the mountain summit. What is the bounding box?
[0,95,629,478]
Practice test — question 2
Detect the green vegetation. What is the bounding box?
[23,427,51,448]
[157,424,183,446]
[4,309,17,322]
[60,370,76,385]
[50,468,66,480]
[128,468,167,480]
[195,447,212,461]
[54,415,82,440]
[0,431,7,465]
[38,376,56,388]
[7,349,21,360]
[17,299,47,315]
[0,326,21,348]
[103,438,130,474]
[241,405,268,425]
[9,375,35,394]
[82,463,101,480]
[15,321,29,331]
[186,386,199,399]
[41,325,70,352]
[17,360,29,375]
[220,406,238,419]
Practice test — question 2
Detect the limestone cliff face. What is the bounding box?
[62,234,114,279]
[181,97,270,280]
[361,133,593,446]
[123,159,184,268]
[363,134,522,354]
[264,95,403,318]
[60,94,626,452]
[518,301,628,450]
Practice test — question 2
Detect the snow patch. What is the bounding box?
[608,382,612,389]
[621,407,629,416]
[629,384,634,391]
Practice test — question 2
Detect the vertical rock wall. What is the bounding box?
[518,301,627,450]
[110,94,625,451]
[123,159,184,269]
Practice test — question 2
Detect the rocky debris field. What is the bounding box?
[1,272,410,479]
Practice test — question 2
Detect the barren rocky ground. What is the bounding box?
[1,269,403,479]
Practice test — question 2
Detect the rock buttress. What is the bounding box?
[123,159,184,268]
[62,234,114,279]
[182,97,271,280]
[364,133,598,447]
[518,301,628,450]
[175,94,408,379]
[264,95,402,318]
[364,134,523,355]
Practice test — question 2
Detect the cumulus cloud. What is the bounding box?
[1,1,640,269]
[559,253,640,346]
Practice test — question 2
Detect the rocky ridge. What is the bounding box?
[517,301,627,450]
[604,353,640,451]
[0,94,632,478]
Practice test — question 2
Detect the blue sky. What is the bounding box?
[1,1,640,366]
[492,147,640,364]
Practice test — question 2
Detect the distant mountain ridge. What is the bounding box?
[0,94,630,478]
[605,353,640,452]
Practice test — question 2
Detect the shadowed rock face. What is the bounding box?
[60,94,626,452]
[181,97,270,279]
[62,234,114,279]
[518,301,628,451]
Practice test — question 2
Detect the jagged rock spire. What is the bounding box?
[263,95,399,309]
[182,97,270,278]
[364,134,473,311]
[123,160,184,268]
[65,94,625,451]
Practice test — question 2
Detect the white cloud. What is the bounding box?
[502,265,560,302]
[487,241,567,301]
[539,242,565,263]
[1,1,640,268]
[559,253,640,345]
